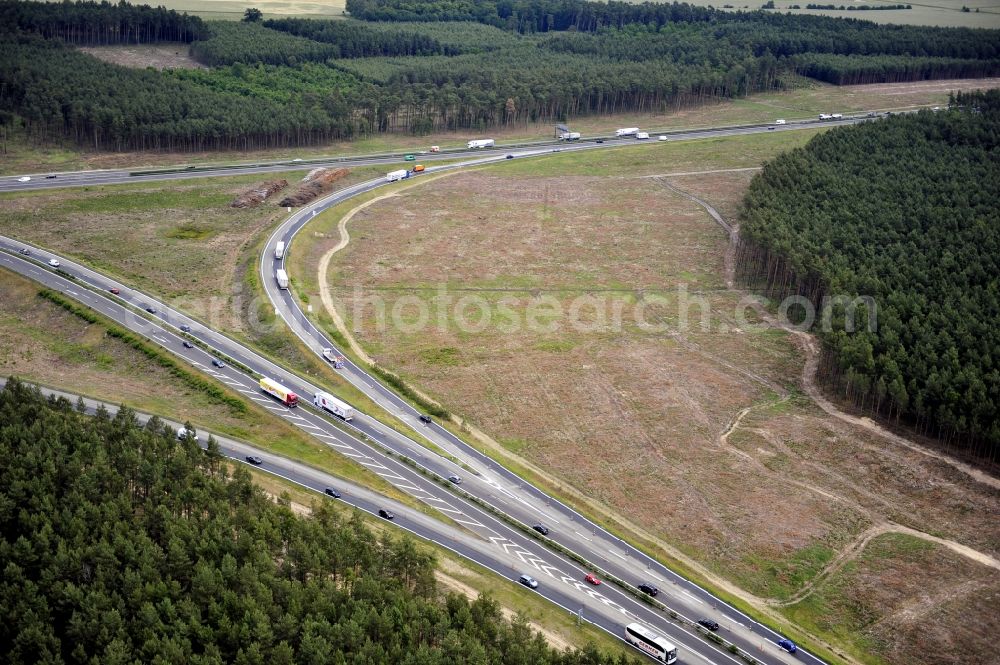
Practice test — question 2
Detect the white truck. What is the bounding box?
[635,132,650,140]
[467,139,495,149]
[176,426,199,442]
[274,241,285,260]
[275,268,289,290]
[831,113,843,119]
[314,391,354,421]
[616,127,639,137]
[386,169,409,183]
[819,113,833,120]
[559,131,581,141]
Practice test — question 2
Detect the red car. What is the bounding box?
[584,573,601,586]
[109,288,120,295]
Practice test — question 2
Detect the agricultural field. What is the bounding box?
[152,0,345,19]
[705,1,1000,29]
[313,134,1000,664]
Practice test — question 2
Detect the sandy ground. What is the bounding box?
[317,162,1000,663]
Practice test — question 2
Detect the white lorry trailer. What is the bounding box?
[314,391,354,421]
[275,269,289,289]
[386,169,409,183]
[274,241,285,260]
[635,132,650,140]
[559,132,581,141]
[467,139,495,149]
[616,127,639,137]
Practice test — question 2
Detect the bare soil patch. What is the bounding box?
[78,43,206,70]
[785,532,1000,665]
[278,168,350,207]
[231,179,288,208]
[323,156,1000,663]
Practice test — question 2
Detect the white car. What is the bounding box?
[658,135,667,141]
[775,119,786,125]
[48,258,60,268]
[17,176,30,182]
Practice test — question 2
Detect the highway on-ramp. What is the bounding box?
[0,117,890,663]
[0,243,807,665]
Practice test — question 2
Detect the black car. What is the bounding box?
[211,359,226,368]
[145,306,157,314]
[45,174,57,179]
[182,341,194,349]
[180,324,191,332]
[638,582,658,597]
[697,619,719,631]
[418,414,433,424]
[245,456,263,465]
[595,139,604,144]
[325,488,342,499]
[532,524,549,536]
[378,509,394,520]
[19,248,30,256]
[505,154,514,159]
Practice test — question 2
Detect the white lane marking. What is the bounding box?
[611,550,626,560]
[423,496,447,503]
[237,389,255,395]
[265,406,286,413]
[395,484,423,492]
[297,423,322,431]
[436,506,462,514]
[455,518,485,528]
[573,530,593,542]
[647,571,664,582]
[342,452,365,458]
[681,589,704,605]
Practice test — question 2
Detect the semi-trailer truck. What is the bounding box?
[274,241,285,259]
[616,127,639,137]
[275,269,289,289]
[386,169,409,182]
[467,139,495,149]
[314,391,354,421]
[260,377,298,407]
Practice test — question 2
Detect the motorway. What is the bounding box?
[0,114,877,193]
[0,243,803,665]
[0,118,888,663]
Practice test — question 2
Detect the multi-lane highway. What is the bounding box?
[0,244,803,665]
[0,114,880,193]
[0,118,888,663]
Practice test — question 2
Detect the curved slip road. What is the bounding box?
[0,115,903,664]
[0,243,808,665]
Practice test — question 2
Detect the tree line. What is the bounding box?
[0,379,638,664]
[0,0,206,44]
[737,91,1000,463]
[2,0,999,151]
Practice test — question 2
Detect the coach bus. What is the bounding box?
[625,623,678,663]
